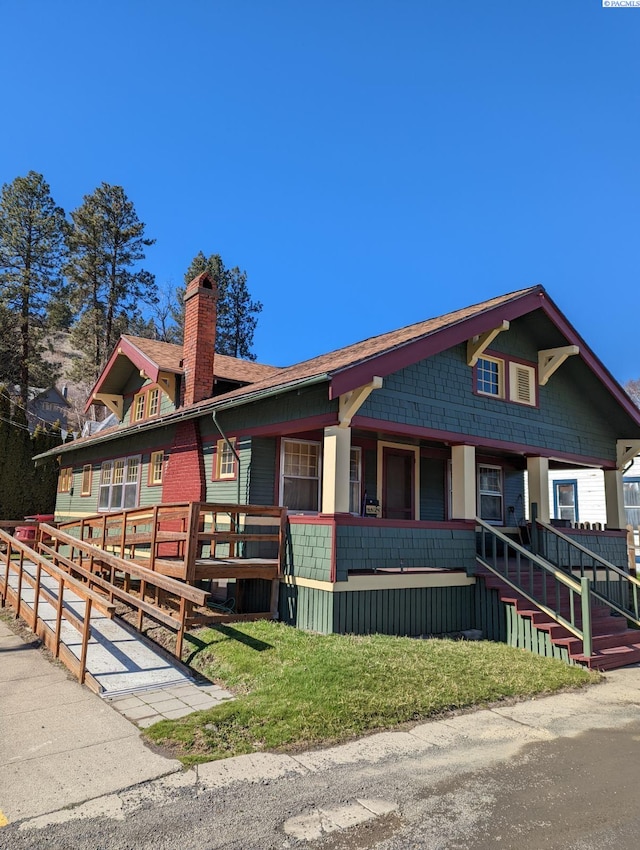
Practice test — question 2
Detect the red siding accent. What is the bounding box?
[162,421,206,503]
[183,272,217,406]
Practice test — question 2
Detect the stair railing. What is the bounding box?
[533,518,640,629]
[476,518,592,657]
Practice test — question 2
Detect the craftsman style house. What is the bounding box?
[37,275,640,647]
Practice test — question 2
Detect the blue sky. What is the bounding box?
[1,1,639,382]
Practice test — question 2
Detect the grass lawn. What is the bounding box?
[145,621,599,764]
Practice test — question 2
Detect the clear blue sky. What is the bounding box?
[1,1,639,382]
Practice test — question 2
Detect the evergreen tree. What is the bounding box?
[179,252,262,359]
[65,183,156,382]
[0,172,66,404]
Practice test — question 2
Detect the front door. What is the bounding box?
[383,447,415,520]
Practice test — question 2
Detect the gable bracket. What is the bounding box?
[538,345,580,386]
[466,321,510,366]
[338,377,383,427]
[92,393,123,421]
[617,440,640,470]
[158,371,177,404]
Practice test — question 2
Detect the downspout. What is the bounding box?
[212,409,242,504]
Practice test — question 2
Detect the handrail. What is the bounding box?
[534,518,640,628]
[0,528,115,685]
[476,518,592,656]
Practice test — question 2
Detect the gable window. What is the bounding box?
[81,464,92,496]
[214,438,237,480]
[624,478,640,527]
[132,392,146,422]
[281,439,321,512]
[554,480,578,523]
[149,451,164,486]
[98,456,141,511]
[477,465,503,524]
[350,447,362,514]
[147,388,160,418]
[476,357,504,398]
[58,466,73,493]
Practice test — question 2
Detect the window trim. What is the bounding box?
[58,466,73,494]
[472,351,538,408]
[213,438,238,481]
[279,438,322,514]
[148,451,165,486]
[553,479,579,523]
[623,477,640,527]
[129,384,163,424]
[132,391,146,423]
[350,446,362,515]
[477,463,504,525]
[80,464,92,497]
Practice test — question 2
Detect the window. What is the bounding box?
[147,388,160,418]
[554,480,578,523]
[477,465,503,524]
[509,362,536,406]
[132,392,146,422]
[281,439,321,512]
[214,439,237,480]
[476,357,504,398]
[350,447,362,514]
[58,466,73,493]
[624,478,640,527]
[149,451,164,486]
[98,456,141,511]
[81,464,92,496]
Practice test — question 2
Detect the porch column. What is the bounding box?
[604,469,626,529]
[527,456,550,524]
[451,445,476,520]
[322,426,351,514]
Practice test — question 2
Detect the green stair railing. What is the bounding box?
[533,518,640,629]
[476,518,592,656]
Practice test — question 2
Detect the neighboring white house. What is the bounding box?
[545,458,640,528]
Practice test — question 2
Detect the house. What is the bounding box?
[35,275,640,643]
[12,384,71,433]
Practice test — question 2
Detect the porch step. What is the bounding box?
[477,564,640,670]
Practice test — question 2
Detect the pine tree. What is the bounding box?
[0,172,66,404]
[65,183,156,382]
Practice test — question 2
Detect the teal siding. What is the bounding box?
[201,433,252,503]
[333,525,476,580]
[503,468,525,523]
[201,383,334,433]
[248,437,277,505]
[538,529,628,571]
[420,457,446,521]
[285,523,333,581]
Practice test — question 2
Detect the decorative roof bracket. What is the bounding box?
[617,440,640,469]
[466,321,510,366]
[158,371,177,404]
[92,393,123,421]
[338,377,383,427]
[538,345,580,386]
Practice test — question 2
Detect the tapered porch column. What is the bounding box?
[604,469,626,529]
[527,456,550,524]
[451,445,476,520]
[322,426,352,514]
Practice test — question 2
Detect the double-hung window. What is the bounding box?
[477,465,503,524]
[624,478,640,527]
[214,438,237,480]
[281,439,321,512]
[554,480,578,523]
[349,447,362,514]
[98,456,141,511]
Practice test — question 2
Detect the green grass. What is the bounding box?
[145,621,599,764]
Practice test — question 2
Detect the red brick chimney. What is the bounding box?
[183,272,217,405]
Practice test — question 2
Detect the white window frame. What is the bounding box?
[476,356,505,399]
[477,464,504,525]
[349,446,362,515]
[280,438,322,514]
[624,478,640,528]
[98,455,141,511]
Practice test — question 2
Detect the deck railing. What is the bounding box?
[38,523,209,657]
[476,518,592,656]
[0,527,116,687]
[533,518,640,628]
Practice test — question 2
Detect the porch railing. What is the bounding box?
[476,518,592,656]
[533,518,640,629]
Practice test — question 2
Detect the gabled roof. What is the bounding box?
[38,284,640,460]
[85,335,282,411]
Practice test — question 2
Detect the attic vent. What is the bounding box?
[509,362,536,406]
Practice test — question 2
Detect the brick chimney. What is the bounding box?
[183,272,217,405]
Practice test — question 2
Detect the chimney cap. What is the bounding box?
[184,271,217,302]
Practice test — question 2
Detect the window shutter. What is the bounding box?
[509,363,536,406]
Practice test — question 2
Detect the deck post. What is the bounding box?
[580,576,592,658]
